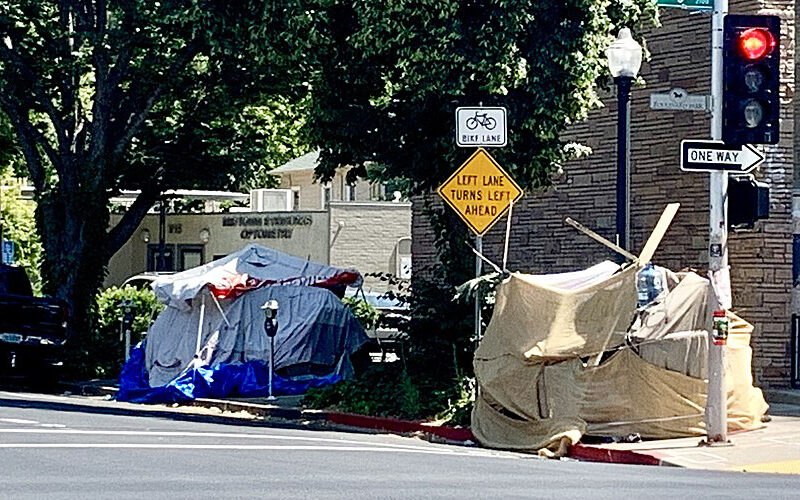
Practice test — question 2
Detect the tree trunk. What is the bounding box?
[37,188,111,378]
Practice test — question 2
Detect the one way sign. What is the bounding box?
[680,140,765,173]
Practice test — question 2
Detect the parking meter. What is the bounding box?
[262,299,279,337]
[261,300,279,399]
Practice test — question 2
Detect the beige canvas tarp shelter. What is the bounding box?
[471,207,768,455]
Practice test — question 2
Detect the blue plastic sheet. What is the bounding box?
[117,340,342,404]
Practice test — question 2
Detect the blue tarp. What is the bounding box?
[117,341,342,404]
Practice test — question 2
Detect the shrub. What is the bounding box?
[88,286,163,379]
[303,363,474,425]
[341,296,380,331]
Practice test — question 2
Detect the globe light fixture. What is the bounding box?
[140,229,151,243]
[199,228,211,244]
[606,28,643,78]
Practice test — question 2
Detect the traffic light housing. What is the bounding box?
[728,175,769,229]
[723,15,780,145]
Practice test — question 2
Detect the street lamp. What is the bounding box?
[606,28,642,257]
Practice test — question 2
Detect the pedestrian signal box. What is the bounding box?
[728,175,770,229]
[722,14,781,145]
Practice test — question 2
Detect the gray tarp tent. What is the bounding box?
[143,244,368,389]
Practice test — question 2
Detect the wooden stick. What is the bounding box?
[564,217,637,261]
[502,200,514,272]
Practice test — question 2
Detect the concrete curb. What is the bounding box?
[567,444,668,466]
[324,412,474,442]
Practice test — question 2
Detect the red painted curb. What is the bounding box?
[324,412,475,442]
[568,444,664,466]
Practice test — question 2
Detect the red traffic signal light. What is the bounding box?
[738,28,776,60]
[723,15,781,145]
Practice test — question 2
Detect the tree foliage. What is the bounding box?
[300,0,657,190]
[0,1,307,348]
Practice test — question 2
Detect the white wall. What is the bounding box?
[106,210,330,287]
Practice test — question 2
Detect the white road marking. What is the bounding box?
[0,418,39,425]
[659,451,729,464]
[38,424,67,428]
[0,443,511,457]
[0,428,452,451]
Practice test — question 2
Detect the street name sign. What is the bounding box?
[455,107,507,147]
[680,140,765,173]
[657,0,712,10]
[650,88,710,112]
[1,239,14,265]
[438,148,523,236]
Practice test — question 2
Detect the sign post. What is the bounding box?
[706,0,729,445]
[438,148,523,342]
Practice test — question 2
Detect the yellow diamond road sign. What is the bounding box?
[437,148,523,236]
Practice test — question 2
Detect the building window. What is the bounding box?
[179,245,204,271]
[322,183,332,209]
[147,244,175,272]
[292,187,301,210]
[345,183,356,202]
[396,237,412,279]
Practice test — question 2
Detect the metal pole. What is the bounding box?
[124,327,131,362]
[158,198,167,271]
[706,0,729,444]
[615,75,632,258]
[268,335,275,400]
[0,181,4,256]
[475,235,483,343]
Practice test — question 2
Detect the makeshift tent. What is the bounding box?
[471,206,768,455]
[472,265,768,454]
[117,245,368,403]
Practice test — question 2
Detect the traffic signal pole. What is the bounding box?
[706,0,729,444]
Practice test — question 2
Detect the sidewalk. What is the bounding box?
[58,380,800,472]
[573,399,800,473]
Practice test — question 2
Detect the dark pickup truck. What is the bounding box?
[0,264,68,380]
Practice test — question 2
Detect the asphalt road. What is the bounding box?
[2,391,800,499]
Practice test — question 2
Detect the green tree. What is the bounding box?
[0,2,306,353]
[297,1,657,375]
[1,165,43,292]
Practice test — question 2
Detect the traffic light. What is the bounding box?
[723,15,780,145]
[728,175,769,229]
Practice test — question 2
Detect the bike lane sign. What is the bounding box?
[455,107,507,147]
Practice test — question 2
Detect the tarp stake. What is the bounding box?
[194,293,206,365]
[208,292,231,328]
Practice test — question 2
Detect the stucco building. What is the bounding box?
[107,152,412,292]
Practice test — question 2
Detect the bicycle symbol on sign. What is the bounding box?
[465,111,497,131]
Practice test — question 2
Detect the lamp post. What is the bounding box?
[157,196,167,271]
[606,28,642,256]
